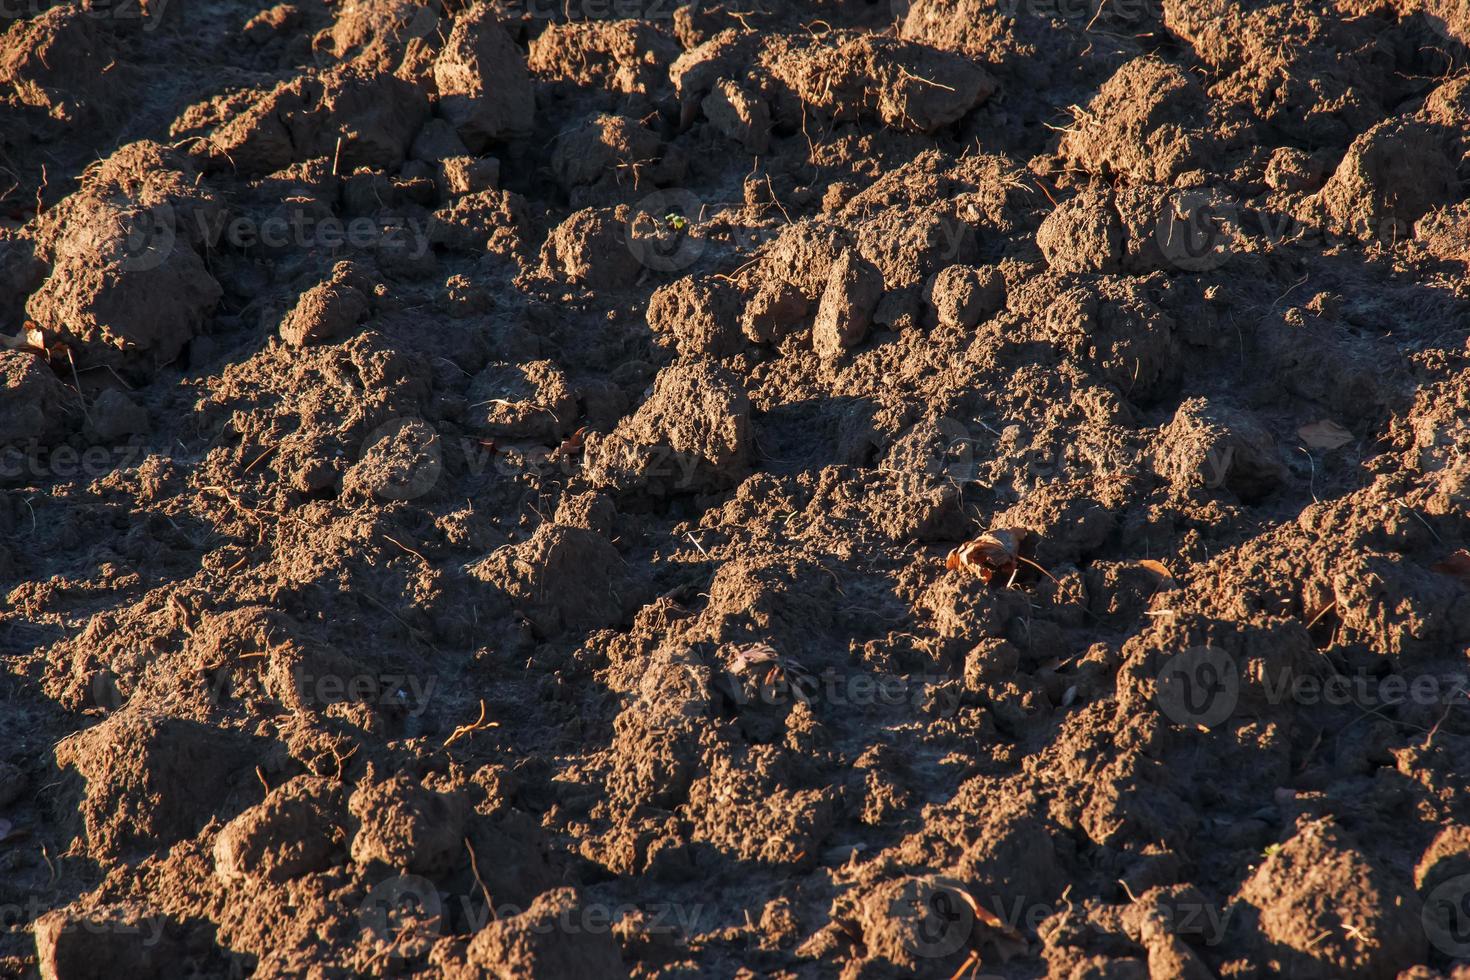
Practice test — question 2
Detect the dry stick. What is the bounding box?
[40,844,58,887]
[765,174,793,224]
[383,534,427,564]
[896,66,956,92]
[240,443,278,475]
[1031,178,1059,208]
[465,838,496,921]
[946,950,981,980]
[361,593,428,646]
[443,699,497,747]
[1015,555,1059,584]
[65,348,92,428]
[79,362,137,391]
[1305,599,1337,630]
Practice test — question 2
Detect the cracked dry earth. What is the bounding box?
[3,0,1470,977]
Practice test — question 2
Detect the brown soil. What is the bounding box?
[2,0,1470,978]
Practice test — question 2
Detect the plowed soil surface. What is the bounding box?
[3,0,1470,977]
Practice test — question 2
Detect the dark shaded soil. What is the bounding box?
[3,0,1470,977]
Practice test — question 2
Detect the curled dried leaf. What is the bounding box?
[11,321,68,362]
[1136,558,1178,590]
[556,426,588,457]
[947,529,1021,584]
[950,885,1027,960]
[1298,419,1353,451]
[722,642,816,705]
[725,641,782,675]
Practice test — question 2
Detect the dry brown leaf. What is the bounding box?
[947,530,1020,584]
[946,885,1027,946]
[1136,559,1178,589]
[556,426,588,456]
[963,893,1028,959]
[1298,419,1353,451]
[1431,549,1470,583]
[6,320,67,361]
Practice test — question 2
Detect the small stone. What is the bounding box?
[279,263,371,347]
[702,79,771,154]
[926,264,1005,328]
[439,155,500,195]
[812,248,883,359]
[741,280,808,343]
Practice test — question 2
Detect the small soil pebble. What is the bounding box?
[813,248,884,359]
[540,206,643,289]
[348,772,466,875]
[926,264,1005,328]
[0,350,69,447]
[466,360,577,443]
[433,6,533,150]
[742,280,809,343]
[584,362,752,496]
[1036,187,1124,274]
[279,262,371,347]
[647,276,744,358]
[1229,818,1425,978]
[34,905,194,980]
[86,389,149,442]
[703,80,772,154]
[465,888,628,977]
[214,776,344,883]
